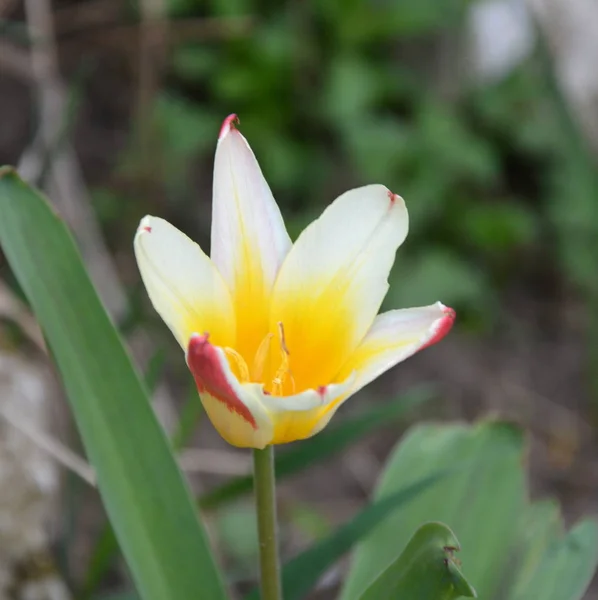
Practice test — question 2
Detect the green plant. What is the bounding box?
[1,169,596,599]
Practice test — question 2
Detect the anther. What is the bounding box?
[271,322,295,395]
[277,322,290,355]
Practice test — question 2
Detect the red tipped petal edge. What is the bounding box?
[218,114,240,140]
[419,305,456,352]
[187,333,257,428]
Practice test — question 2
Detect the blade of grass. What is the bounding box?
[83,525,122,599]
[0,168,227,600]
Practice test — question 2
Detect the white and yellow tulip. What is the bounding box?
[134,114,455,448]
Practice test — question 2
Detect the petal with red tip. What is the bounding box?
[269,185,408,393]
[212,116,292,363]
[336,302,456,394]
[187,333,273,448]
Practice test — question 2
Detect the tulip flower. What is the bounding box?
[134,114,455,449]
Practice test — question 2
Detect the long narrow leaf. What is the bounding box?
[83,382,204,598]
[511,519,598,600]
[0,168,227,600]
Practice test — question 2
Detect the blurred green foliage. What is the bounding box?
[342,420,598,600]
[98,0,594,343]
[3,1,598,598]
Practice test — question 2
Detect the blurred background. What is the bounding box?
[1,0,598,598]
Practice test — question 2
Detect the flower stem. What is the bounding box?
[253,445,282,600]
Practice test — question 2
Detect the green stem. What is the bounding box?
[253,446,282,600]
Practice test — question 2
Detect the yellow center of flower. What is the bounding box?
[223,322,295,395]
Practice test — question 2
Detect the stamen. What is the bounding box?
[252,333,274,382]
[272,357,290,395]
[272,369,296,396]
[223,347,250,383]
[272,377,295,396]
[271,322,295,396]
[278,321,290,355]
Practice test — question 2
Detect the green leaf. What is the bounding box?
[386,251,492,314]
[84,382,204,598]
[82,361,179,597]
[324,0,466,45]
[245,469,452,600]
[201,386,432,509]
[172,45,218,81]
[0,168,227,600]
[510,518,598,600]
[508,500,562,597]
[321,55,383,124]
[341,421,526,600]
[461,203,538,254]
[344,116,412,181]
[92,594,139,600]
[360,522,476,600]
[417,101,498,184]
[83,524,120,598]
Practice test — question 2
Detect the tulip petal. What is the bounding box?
[135,216,235,349]
[270,185,408,393]
[297,303,455,437]
[336,302,456,393]
[212,115,292,362]
[186,333,355,447]
[187,333,274,448]
[263,376,356,445]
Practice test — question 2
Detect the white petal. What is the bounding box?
[187,333,274,448]
[211,115,292,360]
[270,184,408,392]
[212,114,291,292]
[336,302,456,394]
[134,216,235,349]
